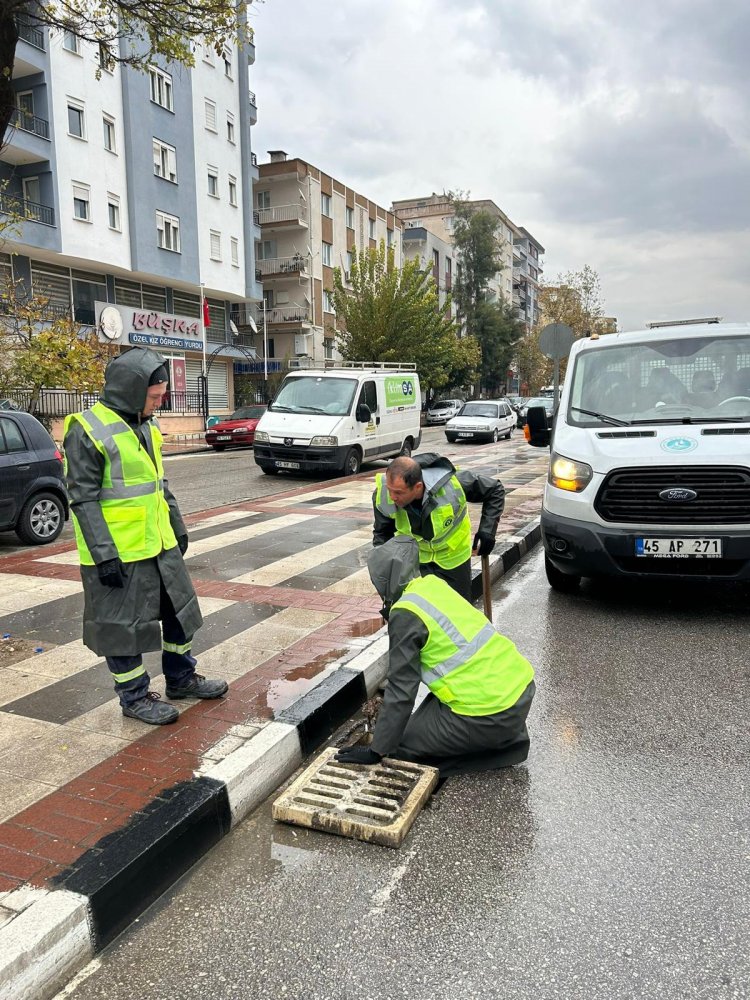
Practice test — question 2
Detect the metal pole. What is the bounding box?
[200,283,209,426]
[263,299,268,402]
[553,355,560,411]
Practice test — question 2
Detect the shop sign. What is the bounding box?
[95,301,205,352]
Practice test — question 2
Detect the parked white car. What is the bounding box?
[426,398,463,425]
[445,400,516,443]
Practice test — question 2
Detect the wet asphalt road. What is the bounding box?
[64,551,750,1000]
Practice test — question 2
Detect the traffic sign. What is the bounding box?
[538,323,575,360]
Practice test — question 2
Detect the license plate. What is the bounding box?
[276,461,300,470]
[635,537,723,558]
[216,435,232,441]
[458,432,473,437]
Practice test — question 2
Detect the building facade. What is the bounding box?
[0,17,262,429]
[512,227,545,331]
[247,153,402,369]
[400,224,455,316]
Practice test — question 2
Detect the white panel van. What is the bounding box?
[526,322,750,590]
[253,362,421,477]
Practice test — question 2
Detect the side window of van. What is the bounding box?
[359,380,378,414]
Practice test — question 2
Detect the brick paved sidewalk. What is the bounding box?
[0,439,547,900]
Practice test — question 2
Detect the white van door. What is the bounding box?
[355,378,383,462]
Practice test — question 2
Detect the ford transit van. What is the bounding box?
[527,321,750,590]
[253,362,421,477]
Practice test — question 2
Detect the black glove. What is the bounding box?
[473,532,496,557]
[97,558,126,588]
[335,745,382,766]
[379,603,391,622]
[177,534,189,555]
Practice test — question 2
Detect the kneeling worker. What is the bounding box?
[372,454,504,602]
[337,537,535,775]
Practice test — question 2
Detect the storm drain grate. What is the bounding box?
[272,747,439,848]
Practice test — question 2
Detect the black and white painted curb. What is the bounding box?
[0,517,541,1000]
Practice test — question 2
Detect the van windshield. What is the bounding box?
[270,376,358,416]
[568,335,750,425]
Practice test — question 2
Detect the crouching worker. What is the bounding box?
[336,536,535,776]
[64,347,228,725]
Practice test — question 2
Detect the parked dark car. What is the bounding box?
[205,405,267,451]
[517,396,555,428]
[0,412,68,544]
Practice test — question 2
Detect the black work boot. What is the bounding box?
[122,691,179,725]
[165,673,228,700]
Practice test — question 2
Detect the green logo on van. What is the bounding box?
[385,377,416,409]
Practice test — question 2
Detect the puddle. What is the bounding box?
[265,648,348,715]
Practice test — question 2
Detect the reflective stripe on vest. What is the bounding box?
[374,472,471,569]
[392,576,534,716]
[64,403,177,565]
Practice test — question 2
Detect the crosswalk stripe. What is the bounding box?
[0,574,81,613]
[230,525,371,586]
[186,512,311,559]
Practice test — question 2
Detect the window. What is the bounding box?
[387,227,394,246]
[72,269,107,324]
[107,195,121,231]
[102,115,115,152]
[359,380,377,413]
[149,67,173,111]
[346,206,354,228]
[72,183,90,222]
[153,139,177,182]
[22,176,40,208]
[324,338,334,361]
[321,193,332,217]
[205,99,217,132]
[345,251,353,276]
[322,242,332,266]
[210,229,221,261]
[223,47,232,78]
[203,43,214,64]
[257,190,270,210]
[63,29,80,54]
[98,42,114,72]
[369,218,376,239]
[226,113,235,142]
[230,237,239,266]
[0,418,26,454]
[323,289,334,313]
[207,165,219,198]
[156,211,180,252]
[228,174,237,206]
[67,102,85,139]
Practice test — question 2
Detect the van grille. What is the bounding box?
[594,466,750,524]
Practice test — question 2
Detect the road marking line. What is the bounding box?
[231,526,371,586]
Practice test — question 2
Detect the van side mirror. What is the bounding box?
[525,405,551,448]
[356,403,371,423]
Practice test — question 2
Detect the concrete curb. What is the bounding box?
[0,520,541,1000]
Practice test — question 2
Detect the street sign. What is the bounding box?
[538,323,575,410]
[538,322,574,360]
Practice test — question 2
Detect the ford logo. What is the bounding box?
[284,437,293,447]
[659,488,698,503]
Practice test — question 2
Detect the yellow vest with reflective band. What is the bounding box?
[392,574,534,716]
[374,471,471,570]
[63,402,178,565]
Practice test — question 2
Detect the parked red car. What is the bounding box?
[205,405,267,451]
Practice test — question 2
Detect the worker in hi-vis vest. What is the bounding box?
[337,536,535,776]
[372,454,505,602]
[63,348,227,725]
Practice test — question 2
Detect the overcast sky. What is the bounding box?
[250,0,750,331]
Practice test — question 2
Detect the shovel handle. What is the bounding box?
[481,554,492,620]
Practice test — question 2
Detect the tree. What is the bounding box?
[516,329,552,396]
[450,196,506,337]
[331,241,463,396]
[475,300,525,396]
[0,285,110,412]
[0,0,253,143]
[445,335,481,396]
[538,265,604,340]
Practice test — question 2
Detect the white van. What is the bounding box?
[253,362,421,477]
[526,321,750,590]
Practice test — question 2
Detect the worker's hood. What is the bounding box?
[413,451,456,495]
[368,536,420,604]
[100,348,168,418]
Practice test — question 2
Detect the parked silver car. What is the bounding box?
[426,398,463,425]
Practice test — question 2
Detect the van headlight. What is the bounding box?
[549,453,593,492]
[254,431,269,443]
[310,435,338,447]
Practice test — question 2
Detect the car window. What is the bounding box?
[0,417,27,453]
[460,403,499,418]
[230,406,266,420]
[359,380,377,413]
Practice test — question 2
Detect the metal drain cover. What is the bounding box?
[272,747,439,848]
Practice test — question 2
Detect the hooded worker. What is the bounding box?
[63,347,227,725]
[336,536,535,776]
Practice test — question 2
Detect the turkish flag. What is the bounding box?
[202,298,211,327]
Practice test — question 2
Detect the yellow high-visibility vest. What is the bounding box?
[64,402,177,565]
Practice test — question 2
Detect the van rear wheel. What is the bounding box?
[545,555,581,593]
[342,448,361,476]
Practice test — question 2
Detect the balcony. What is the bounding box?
[9,107,49,139]
[0,192,55,226]
[256,255,308,278]
[259,304,310,326]
[3,111,51,165]
[16,18,44,50]
[248,89,257,124]
[257,203,308,228]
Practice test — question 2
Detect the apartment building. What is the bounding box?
[392,194,544,330]
[0,16,262,429]
[400,224,455,315]
[247,152,402,369]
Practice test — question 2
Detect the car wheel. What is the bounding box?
[259,464,279,475]
[492,428,499,443]
[212,445,226,452]
[544,555,581,593]
[342,447,361,476]
[504,425,514,440]
[446,435,456,443]
[15,492,65,545]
